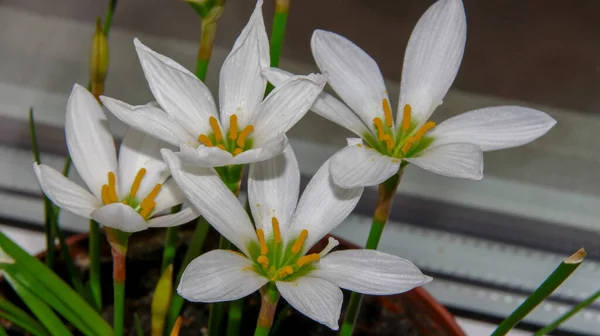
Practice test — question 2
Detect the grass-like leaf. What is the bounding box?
[0,296,50,336]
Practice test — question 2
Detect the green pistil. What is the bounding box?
[362,122,433,159]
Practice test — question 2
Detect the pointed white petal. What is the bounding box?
[330,145,401,188]
[399,0,466,125]
[33,164,99,219]
[428,106,556,151]
[153,179,186,214]
[277,277,342,330]
[100,96,198,147]
[219,0,269,128]
[313,249,432,295]
[178,250,267,302]
[91,203,147,232]
[178,143,234,167]
[311,30,390,128]
[251,74,326,143]
[65,84,118,199]
[262,67,370,137]
[231,134,288,165]
[162,149,257,255]
[248,145,299,242]
[148,207,200,228]
[118,128,170,199]
[290,159,363,253]
[134,38,218,136]
[406,142,483,180]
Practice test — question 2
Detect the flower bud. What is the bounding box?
[89,18,109,99]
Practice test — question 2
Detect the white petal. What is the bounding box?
[178,143,234,167]
[262,67,370,137]
[290,159,363,253]
[33,164,99,219]
[162,149,257,255]
[276,277,342,330]
[251,74,326,143]
[406,142,483,180]
[311,30,390,128]
[118,128,170,199]
[100,96,198,147]
[91,203,147,232]
[134,38,218,136]
[153,179,186,214]
[313,249,432,295]
[398,0,466,125]
[219,0,269,129]
[248,145,299,242]
[148,207,200,228]
[231,134,288,165]
[178,250,268,302]
[65,84,117,199]
[428,106,557,151]
[330,144,401,188]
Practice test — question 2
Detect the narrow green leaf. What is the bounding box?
[134,313,144,336]
[0,296,50,336]
[3,271,73,336]
[88,220,103,311]
[0,324,8,336]
[535,289,600,335]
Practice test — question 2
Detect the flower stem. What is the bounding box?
[102,0,118,36]
[254,285,280,336]
[492,248,586,336]
[105,228,130,336]
[89,220,102,311]
[535,288,600,335]
[340,170,403,336]
[196,18,218,81]
[266,0,290,95]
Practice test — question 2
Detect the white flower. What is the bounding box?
[101,0,325,168]
[263,0,556,188]
[162,146,431,330]
[34,85,199,232]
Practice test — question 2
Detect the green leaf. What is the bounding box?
[134,313,144,336]
[0,296,50,336]
[3,271,72,336]
[0,232,113,336]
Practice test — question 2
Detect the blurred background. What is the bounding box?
[0,0,598,334]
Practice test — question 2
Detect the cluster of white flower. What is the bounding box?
[34,0,555,330]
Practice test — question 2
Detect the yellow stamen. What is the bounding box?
[413,121,437,142]
[272,217,281,244]
[139,202,156,218]
[229,114,238,140]
[107,172,118,203]
[382,99,393,128]
[291,230,308,254]
[139,184,162,218]
[217,144,226,150]
[233,148,243,156]
[198,135,213,147]
[380,134,394,150]
[279,266,294,278]
[401,137,415,154]
[101,185,111,205]
[209,116,223,142]
[170,317,182,336]
[373,117,385,140]
[297,253,320,267]
[256,229,268,255]
[257,255,269,268]
[401,104,412,131]
[236,125,254,148]
[129,168,146,198]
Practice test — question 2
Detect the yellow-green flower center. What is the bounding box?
[197,115,254,156]
[100,169,161,219]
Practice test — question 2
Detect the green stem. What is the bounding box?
[535,289,600,335]
[161,216,180,273]
[270,0,290,68]
[492,248,587,336]
[105,228,130,336]
[102,0,118,35]
[254,285,280,336]
[226,299,244,336]
[196,20,218,81]
[113,280,125,336]
[89,220,102,311]
[270,304,292,335]
[340,171,402,336]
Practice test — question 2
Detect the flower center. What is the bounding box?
[365,99,436,158]
[197,115,254,156]
[100,169,162,219]
[247,217,338,281]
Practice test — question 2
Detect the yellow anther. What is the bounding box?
[297,253,320,267]
[236,125,254,148]
[380,134,394,150]
[122,200,128,205]
[279,266,294,278]
[401,137,415,154]
[107,172,118,203]
[229,114,238,140]
[233,148,243,156]
[272,217,281,244]
[129,168,146,198]
[382,99,393,128]
[139,201,156,218]
[291,230,308,254]
[209,116,223,142]
[401,104,412,131]
[198,135,213,147]
[413,121,437,142]
[101,184,112,205]
[217,144,226,150]
[257,255,269,268]
[256,229,268,255]
[373,117,385,140]
[139,184,162,218]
